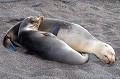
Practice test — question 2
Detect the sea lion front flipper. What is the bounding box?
[51,24,61,36]
[4,39,17,51]
[89,53,100,61]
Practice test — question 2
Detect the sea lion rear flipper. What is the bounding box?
[51,24,61,36]
[5,39,17,51]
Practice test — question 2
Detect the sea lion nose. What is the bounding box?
[109,57,115,64]
[109,60,115,64]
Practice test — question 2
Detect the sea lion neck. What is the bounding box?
[83,40,102,54]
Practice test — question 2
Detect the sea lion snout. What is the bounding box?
[104,54,115,64]
[28,16,43,25]
[109,57,115,64]
[105,44,116,64]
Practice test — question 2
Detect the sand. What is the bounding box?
[0,0,120,79]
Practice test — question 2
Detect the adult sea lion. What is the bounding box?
[3,18,115,64]
[17,16,88,64]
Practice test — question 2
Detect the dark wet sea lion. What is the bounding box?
[17,16,88,64]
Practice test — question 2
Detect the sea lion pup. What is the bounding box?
[3,18,115,64]
[17,16,88,64]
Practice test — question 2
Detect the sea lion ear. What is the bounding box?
[51,24,61,36]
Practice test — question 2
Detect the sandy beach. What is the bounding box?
[0,0,120,79]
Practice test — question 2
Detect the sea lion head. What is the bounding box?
[20,16,43,31]
[96,43,116,64]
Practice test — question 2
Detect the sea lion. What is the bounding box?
[3,18,115,64]
[17,16,88,64]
